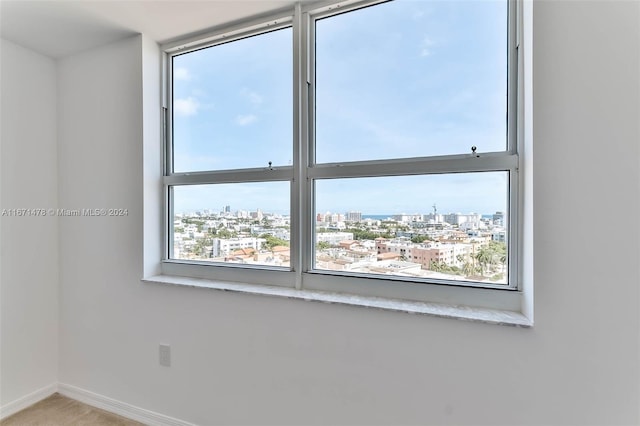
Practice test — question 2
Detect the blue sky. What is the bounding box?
[172,0,508,215]
[172,27,292,172]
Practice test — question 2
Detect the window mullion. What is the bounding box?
[308,153,519,180]
[293,3,305,290]
[166,185,173,261]
[507,0,519,154]
[298,8,314,286]
[164,168,293,186]
[509,168,519,289]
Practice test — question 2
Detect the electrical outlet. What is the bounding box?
[159,344,171,367]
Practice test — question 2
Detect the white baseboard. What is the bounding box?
[0,382,58,420]
[58,383,196,426]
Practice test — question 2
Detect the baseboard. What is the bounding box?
[58,383,196,426]
[0,382,58,420]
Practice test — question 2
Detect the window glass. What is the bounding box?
[315,0,508,163]
[173,28,292,172]
[314,172,509,284]
[171,182,291,267]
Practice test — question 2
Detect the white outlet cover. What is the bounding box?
[159,344,171,367]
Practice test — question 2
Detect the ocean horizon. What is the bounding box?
[362,214,495,220]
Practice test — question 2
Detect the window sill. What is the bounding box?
[142,275,532,327]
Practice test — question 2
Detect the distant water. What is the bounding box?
[362,214,494,220]
[362,214,393,220]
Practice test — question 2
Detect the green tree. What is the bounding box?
[260,234,289,250]
[429,260,445,272]
[474,241,507,275]
[462,261,479,277]
[193,235,213,257]
[475,248,492,275]
[346,228,377,240]
[411,235,431,244]
[216,228,236,239]
[316,241,331,250]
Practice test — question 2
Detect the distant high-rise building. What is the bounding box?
[345,211,362,222]
[392,214,422,223]
[250,209,263,220]
[443,213,481,226]
[493,211,504,226]
[224,205,231,213]
[423,213,444,224]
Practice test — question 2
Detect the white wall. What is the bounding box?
[0,39,59,406]
[57,34,146,406]
[55,1,640,425]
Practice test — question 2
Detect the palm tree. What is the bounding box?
[462,261,477,277]
[475,248,493,276]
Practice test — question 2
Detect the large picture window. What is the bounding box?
[162,0,519,298]
[167,26,294,279]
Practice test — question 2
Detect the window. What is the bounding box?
[161,0,521,307]
[165,23,296,285]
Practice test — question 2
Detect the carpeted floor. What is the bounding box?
[1,393,145,425]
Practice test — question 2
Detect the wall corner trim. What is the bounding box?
[0,383,58,420]
[58,383,196,426]
[1,383,195,426]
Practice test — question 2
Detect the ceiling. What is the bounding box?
[0,0,300,58]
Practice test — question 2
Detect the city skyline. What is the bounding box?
[175,205,504,217]
[173,171,508,215]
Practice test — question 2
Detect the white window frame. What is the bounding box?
[162,14,298,288]
[158,0,525,315]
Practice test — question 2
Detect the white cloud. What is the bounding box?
[235,114,257,126]
[174,67,191,81]
[420,37,436,57]
[174,97,200,116]
[241,88,263,105]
